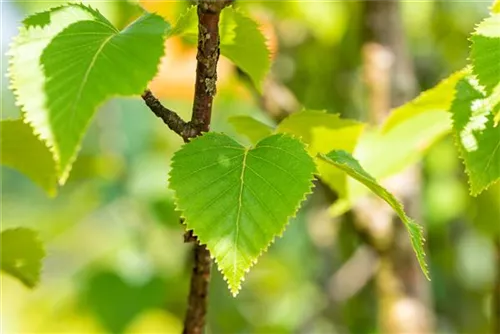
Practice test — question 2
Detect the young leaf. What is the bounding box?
[170,6,270,89]
[8,4,168,183]
[0,120,58,196]
[318,150,429,280]
[382,70,467,132]
[1,228,45,288]
[169,133,315,295]
[228,115,274,144]
[219,8,270,90]
[470,13,500,95]
[451,77,500,196]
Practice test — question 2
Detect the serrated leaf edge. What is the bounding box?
[168,132,316,296]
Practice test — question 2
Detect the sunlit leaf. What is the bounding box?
[228,115,274,144]
[169,133,315,295]
[470,14,500,94]
[1,228,45,288]
[319,150,429,280]
[383,70,467,132]
[493,0,500,14]
[170,6,270,89]
[0,120,57,195]
[8,4,168,183]
[451,77,500,196]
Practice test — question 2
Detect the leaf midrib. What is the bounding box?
[233,148,248,291]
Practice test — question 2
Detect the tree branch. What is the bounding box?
[141,89,198,141]
[182,2,232,334]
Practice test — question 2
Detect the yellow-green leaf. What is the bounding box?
[169,133,315,295]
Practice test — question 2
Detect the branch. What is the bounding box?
[183,1,232,334]
[141,89,197,141]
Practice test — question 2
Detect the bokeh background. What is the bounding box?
[1,1,499,333]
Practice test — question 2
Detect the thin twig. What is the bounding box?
[141,89,198,141]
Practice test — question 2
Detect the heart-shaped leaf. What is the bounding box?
[8,4,168,183]
[169,133,315,295]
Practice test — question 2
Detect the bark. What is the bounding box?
[182,2,232,334]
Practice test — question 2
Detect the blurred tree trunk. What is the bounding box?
[359,1,434,333]
[494,237,500,334]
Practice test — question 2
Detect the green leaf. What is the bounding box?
[219,8,270,90]
[169,133,315,295]
[383,70,467,132]
[170,6,270,89]
[318,150,429,280]
[276,110,365,196]
[228,115,274,144]
[0,120,57,196]
[8,4,168,182]
[470,14,500,95]
[1,228,45,288]
[451,77,500,196]
[493,0,500,14]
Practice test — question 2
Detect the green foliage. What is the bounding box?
[470,14,500,95]
[169,133,315,295]
[8,4,168,183]
[83,271,167,333]
[383,70,467,132]
[319,151,429,280]
[170,6,270,89]
[0,120,57,195]
[450,77,500,196]
[1,228,45,288]
[228,116,274,144]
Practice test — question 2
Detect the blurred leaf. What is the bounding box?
[473,183,500,237]
[451,77,500,196]
[383,70,467,132]
[170,6,270,89]
[125,309,182,334]
[219,8,270,90]
[493,0,500,13]
[9,4,168,183]
[83,271,167,334]
[319,150,429,280]
[0,228,45,288]
[228,115,274,144]
[470,13,500,94]
[0,120,57,196]
[169,133,315,295]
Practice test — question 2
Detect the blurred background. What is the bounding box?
[1,1,499,333]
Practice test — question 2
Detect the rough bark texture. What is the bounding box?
[360,0,433,333]
[142,1,231,333]
[182,2,232,334]
[190,5,223,132]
